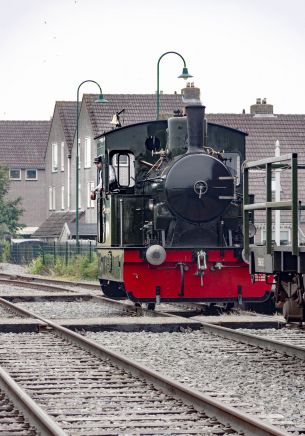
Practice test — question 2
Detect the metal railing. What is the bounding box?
[243,153,305,259]
[7,241,96,265]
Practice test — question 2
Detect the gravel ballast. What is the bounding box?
[15,300,140,319]
[88,329,305,433]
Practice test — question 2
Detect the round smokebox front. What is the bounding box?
[165,153,234,223]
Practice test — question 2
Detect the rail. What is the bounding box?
[0,297,288,436]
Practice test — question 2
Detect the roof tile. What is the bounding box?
[0,121,51,168]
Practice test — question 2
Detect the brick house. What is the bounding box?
[0,120,51,235]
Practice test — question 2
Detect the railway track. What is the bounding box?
[0,272,101,292]
[87,326,305,434]
[0,381,39,435]
[0,297,287,435]
[237,326,305,348]
[2,272,305,433]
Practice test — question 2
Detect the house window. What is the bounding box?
[52,143,58,172]
[261,229,290,245]
[25,169,37,180]
[61,186,65,210]
[84,138,91,168]
[87,181,95,208]
[49,187,52,210]
[52,187,56,210]
[77,139,81,169]
[78,183,81,209]
[61,142,65,171]
[49,186,56,211]
[9,169,21,180]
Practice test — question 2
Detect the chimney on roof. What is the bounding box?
[181,84,201,104]
[250,97,273,115]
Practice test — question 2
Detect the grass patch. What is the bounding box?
[28,253,98,281]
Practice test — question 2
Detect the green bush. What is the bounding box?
[28,254,54,275]
[28,253,98,281]
[0,240,11,262]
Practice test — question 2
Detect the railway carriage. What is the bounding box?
[95,85,272,308]
[243,152,305,322]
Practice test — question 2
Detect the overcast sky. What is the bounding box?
[1,0,304,119]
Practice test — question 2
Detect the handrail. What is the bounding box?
[243,153,302,259]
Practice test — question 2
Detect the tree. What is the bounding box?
[0,165,24,237]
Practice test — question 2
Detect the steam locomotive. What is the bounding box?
[95,85,272,308]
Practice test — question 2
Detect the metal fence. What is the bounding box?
[5,240,97,265]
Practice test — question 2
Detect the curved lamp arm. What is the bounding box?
[156,51,192,119]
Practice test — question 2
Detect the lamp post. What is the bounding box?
[156,51,193,120]
[75,80,107,247]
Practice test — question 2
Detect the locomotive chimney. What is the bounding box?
[181,84,206,153]
[185,105,205,152]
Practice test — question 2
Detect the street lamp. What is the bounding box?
[156,51,193,120]
[76,80,108,246]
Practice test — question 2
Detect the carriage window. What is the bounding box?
[112,152,135,188]
[223,153,241,185]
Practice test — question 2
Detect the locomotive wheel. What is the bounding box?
[147,303,156,311]
[283,299,304,323]
[99,280,127,300]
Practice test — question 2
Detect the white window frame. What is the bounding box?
[84,137,91,168]
[49,187,53,211]
[25,169,38,181]
[61,185,65,210]
[9,169,21,180]
[78,183,81,209]
[52,143,58,172]
[77,139,81,169]
[87,181,95,208]
[52,187,56,210]
[61,142,65,172]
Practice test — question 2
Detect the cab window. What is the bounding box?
[111,152,135,188]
